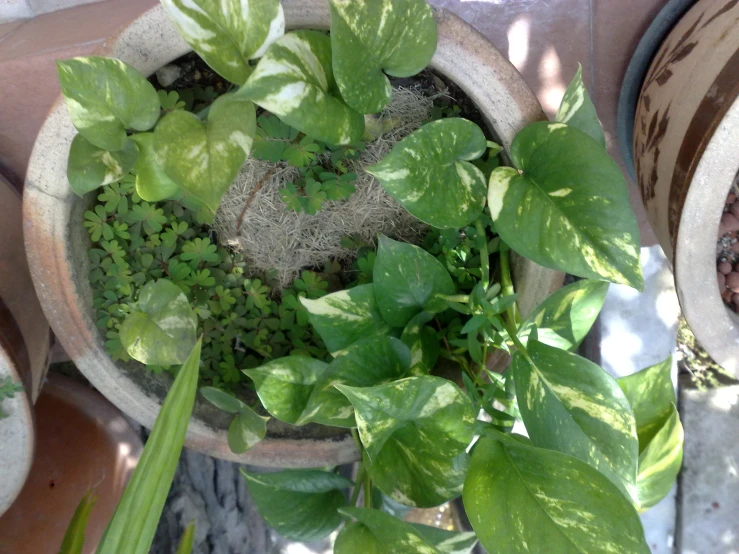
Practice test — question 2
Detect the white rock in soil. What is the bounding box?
[156,64,183,88]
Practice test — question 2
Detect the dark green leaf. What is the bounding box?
[67,134,138,196]
[400,312,440,371]
[335,508,440,554]
[200,386,243,413]
[410,523,479,554]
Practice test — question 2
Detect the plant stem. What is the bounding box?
[349,463,365,508]
[499,246,520,326]
[363,455,372,508]
[476,219,489,290]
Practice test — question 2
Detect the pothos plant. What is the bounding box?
[55,0,683,553]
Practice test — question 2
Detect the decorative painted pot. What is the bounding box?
[0,174,51,516]
[24,0,562,467]
[634,0,739,375]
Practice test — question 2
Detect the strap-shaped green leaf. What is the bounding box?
[97,339,202,554]
[373,235,455,327]
[488,122,643,289]
[512,340,639,502]
[368,118,487,229]
[67,134,138,196]
[300,284,392,354]
[556,65,606,147]
[337,376,475,507]
[241,469,352,542]
[298,336,411,427]
[518,279,609,351]
[401,312,439,371]
[57,57,159,151]
[160,0,284,84]
[130,133,179,202]
[175,522,195,554]
[119,279,198,366]
[463,431,650,554]
[335,508,440,554]
[635,404,683,510]
[239,31,364,146]
[329,0,437,114]
[60,490,97,554]
[617,356,675,451]
[243,356,328,424]
[154,92,256,212]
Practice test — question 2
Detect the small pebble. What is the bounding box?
[732,294,739,306]
[731,242,739,254]
[718,272,726,290]
[722,288,734,303]
[729,192,737,204]
[726,272,739,293]
[731,202,739,218]
[721,213,739,236]
[719,261,732,274]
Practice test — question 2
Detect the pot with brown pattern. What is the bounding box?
[634,0,739,375]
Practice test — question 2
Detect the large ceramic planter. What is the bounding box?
[634,0,739,375]
[24,1,562,467]
[0,174,51,516]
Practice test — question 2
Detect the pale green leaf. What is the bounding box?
[228,405,269,454]
[463,431,650,554]
[617,356,675,451]
[175,522,195,554]
[154,92,256,212]
[488,122,643,289]
[298,336,411,427]
[200,386,242,413]
[60,490,97,554]
[636,404,683,510]
[556,65,606,147]
[243,356,328,424]
[97,340,202,554]
[335,508,440,554]
[518,279,609,351]
[337,376,476,507]
[329,0,437,113]
[119,279,198,366]
[512,340,639,502]
[373,235,455,327]
[67,134,138,196]
[368,118,487,228]
[160,0,284,84]
[130,133,179,202]
[300,284,392,355]
[57,56,159,151]
[239,30,364,145]
[241,469,351,542]
[401,312,440,371]
[409,524,479,554]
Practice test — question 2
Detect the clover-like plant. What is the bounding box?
[52,1,684,552]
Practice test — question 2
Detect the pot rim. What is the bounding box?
[23,0,555,466]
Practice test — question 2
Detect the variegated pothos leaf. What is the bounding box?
[329,0,438,113]
[67,134,139,196]
[239,31,364,145]
[401,312,440,371]
[154,92,256,212]
[512,340,639,503]
[130,133,179,202]
[463,431,650,554]
[337,376,476,508]
[556,64,606,147]
[335,508,441,554]
[228,404,269,454]
[488,122,643,289]
[57,57,160,151]
[160,0,285,84]
[368,118,487,228]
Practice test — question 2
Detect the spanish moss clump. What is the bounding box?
[213,87,438,289]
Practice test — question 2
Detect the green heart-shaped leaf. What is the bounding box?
[518,279,609,351]
[463,431,650,554]
[154,92,256,212]
[243,356,328,424]
[488,122,643,289]
[335,508,440,554]
[228,405,269,454]
[160,0,284,84]
[635,404,683,510]
[119,279,197,366]
[373,235,455,327]
[129,133,179,202]
[368,118,487,228]
[300,284,392,355]
[556,65,606,147]
[67,134,138,196]
[241,469,352,542]
[338,376,476,507]
[329,0,437,114]
[401,312,440,372]
[57,57,160,151]
[239,31,364,146]
[298,336,411,427]
[617,356,675,451]
[512,340,639,503]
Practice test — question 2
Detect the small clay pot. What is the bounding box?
[0,374,141,554]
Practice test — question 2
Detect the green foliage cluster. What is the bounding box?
[85,178,330,389]
[0,377,24,419]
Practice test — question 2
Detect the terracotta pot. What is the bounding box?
[634,0,739,374]
[0,173,51,516]
[23,0,562,467]
[0,373,142,553]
